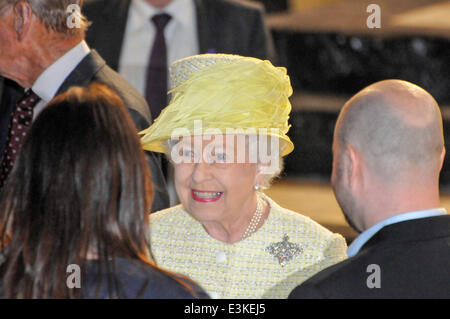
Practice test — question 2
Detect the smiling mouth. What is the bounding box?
[191,190,223,202]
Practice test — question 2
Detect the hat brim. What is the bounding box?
[140,130,294,157]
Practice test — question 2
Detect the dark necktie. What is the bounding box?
[0,90,40,188]
[146,13,172,121]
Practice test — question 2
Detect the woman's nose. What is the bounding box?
[191,161,213,183]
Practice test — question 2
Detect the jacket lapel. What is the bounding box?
[194,0,217,54]
[84,0,131,71]
[56,50,106,96]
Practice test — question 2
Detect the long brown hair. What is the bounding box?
[0,83,156,298]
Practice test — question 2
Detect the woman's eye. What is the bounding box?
[183,150,195,158]
[216,153,227,162]
[179,148,197,162]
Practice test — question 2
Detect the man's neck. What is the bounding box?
[24,36,83,88]
[144,0,173,9]
[364,190,441,229]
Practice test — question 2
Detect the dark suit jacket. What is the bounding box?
[0,52,170,212]
[288,215,450,299]
[83,257,209,299]
[82,0,276,72]
[0,78,23,158]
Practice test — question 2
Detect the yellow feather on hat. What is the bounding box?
[140,54,294,156]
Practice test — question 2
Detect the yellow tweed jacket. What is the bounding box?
[149,194,347,299]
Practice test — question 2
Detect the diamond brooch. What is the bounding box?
[266,234,302,266]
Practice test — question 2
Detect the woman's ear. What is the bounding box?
[254,163,265,187]
[254,161,272,188]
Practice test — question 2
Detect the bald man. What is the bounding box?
[289,80,450,298]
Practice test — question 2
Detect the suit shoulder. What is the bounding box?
[288,253,362,299]
[225,0,264,11]
[93,64,151,126]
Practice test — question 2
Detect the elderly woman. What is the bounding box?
[140,54,347,299]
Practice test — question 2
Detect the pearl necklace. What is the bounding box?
[242,194,264,240]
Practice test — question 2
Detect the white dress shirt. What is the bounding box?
[31,41,91,120]
[118,0,199,96]
[347,208,448,257]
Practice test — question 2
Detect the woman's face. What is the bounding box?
[171,135,262,225]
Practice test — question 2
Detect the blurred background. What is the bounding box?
[251,0,450,243]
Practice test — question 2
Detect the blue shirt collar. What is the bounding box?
[347,208,447,257]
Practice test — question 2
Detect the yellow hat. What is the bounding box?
[140,54,294,156]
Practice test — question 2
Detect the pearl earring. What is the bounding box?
[254,184,260,191]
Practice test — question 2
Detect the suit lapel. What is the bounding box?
[56,50,106,96]
[103,0,130,70]
[85,0,131,71]
[194,0,216,54]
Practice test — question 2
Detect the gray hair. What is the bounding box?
[0,0,90,36]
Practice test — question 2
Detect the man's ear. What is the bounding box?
[13,1,33,41]
[345,145,362,190]
[439,147,446,172]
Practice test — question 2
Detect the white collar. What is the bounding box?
[347,208,447,257]
[131,0,195,29]
[32,41,91,102]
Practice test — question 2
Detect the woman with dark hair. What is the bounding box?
[0,83,208,299]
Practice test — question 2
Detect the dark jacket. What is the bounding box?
[288,215,450,299]
[83,257,210,299]
[82,0,276,70]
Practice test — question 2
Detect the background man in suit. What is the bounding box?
[83,0,275,114]
[0,0,169,211]
[289,79,450,298]
[83,0,275,204]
